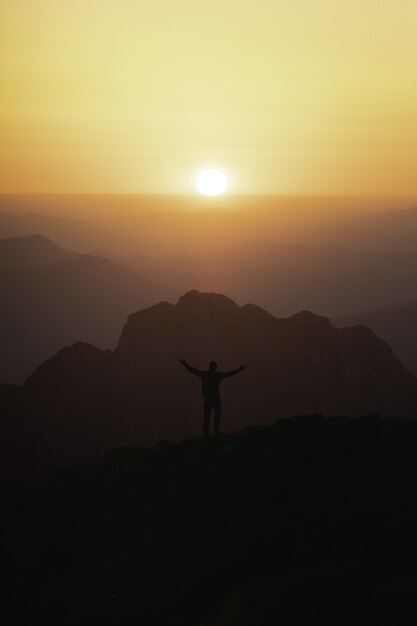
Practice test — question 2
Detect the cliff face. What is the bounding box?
[2,290,417,481]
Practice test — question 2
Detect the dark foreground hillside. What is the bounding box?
[2,414,417,625]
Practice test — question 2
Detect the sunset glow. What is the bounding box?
[0,1,416,196]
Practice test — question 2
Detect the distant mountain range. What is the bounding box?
[127,239,417,318]
[0,209,276,257]
[308,203,417,250]
[3,234,417,383]
[337,301,417,377]
[1,290,416,483]
[0,235,163,383]
[1,200,417,255]
[0,234,76,269]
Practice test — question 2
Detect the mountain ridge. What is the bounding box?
[4,233,417,384]
[336,300,417,376]
[2,290,416,484]
[127,239,417,318]
[0,233,76,269]
[0,247,164,383]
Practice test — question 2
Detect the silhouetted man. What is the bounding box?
[179,359,246,437]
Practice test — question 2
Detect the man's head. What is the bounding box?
[209,361,218,371]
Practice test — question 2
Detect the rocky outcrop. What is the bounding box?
[115,290,416,421]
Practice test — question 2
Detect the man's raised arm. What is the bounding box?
[178,359,204,377]
[220,365,246,379]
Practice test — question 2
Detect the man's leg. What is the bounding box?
[203,399,211,437]
[214,397,222,437]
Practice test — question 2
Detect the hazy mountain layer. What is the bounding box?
[0,209,277,257]
[0,234,76,269]
[1,197,416,256]
[4,234,417,384]
[0,250,163,383]
[337,301,417,376]
[308,203,417,251]
[128,240,417,318]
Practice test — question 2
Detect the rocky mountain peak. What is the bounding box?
[26,342,111,392]
[284,310,334,332]
[2,290,417,487]
[178,289,238,313]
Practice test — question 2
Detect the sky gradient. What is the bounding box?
[1,0,416,195]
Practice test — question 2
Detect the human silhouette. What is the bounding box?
[179,359,246,437]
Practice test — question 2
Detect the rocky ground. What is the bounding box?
[2,413,417,625]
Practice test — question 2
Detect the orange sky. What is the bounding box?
[1,0,416,196]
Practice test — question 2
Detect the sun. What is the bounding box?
[196,169,228,196]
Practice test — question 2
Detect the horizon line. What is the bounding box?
[0,192,416,200]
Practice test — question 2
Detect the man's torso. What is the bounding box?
[201,371,222,398]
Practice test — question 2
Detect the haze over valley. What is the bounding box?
[1,194,416,256]
[2,196,417,383]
